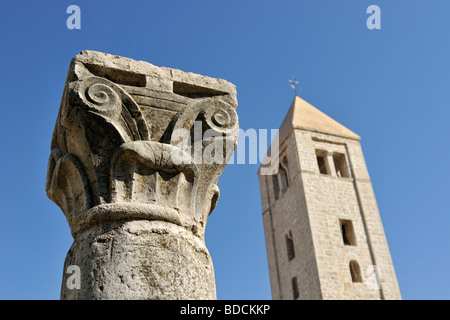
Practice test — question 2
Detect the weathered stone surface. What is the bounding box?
[46,50,239,299]
[61,220,216,300]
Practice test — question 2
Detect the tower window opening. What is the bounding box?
[279,157,289,193]
[315,149,329,175]
[286,231,295,261]
[349,260,362,283]
[333,152,350,178]
[272,155,290,201]
[340,219,356,246]
[272,174,280,200]
[292,277,299,300]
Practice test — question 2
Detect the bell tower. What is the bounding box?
[258,95,401,300]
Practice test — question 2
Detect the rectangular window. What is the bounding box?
[333,152,350,178]
[272,174,280,200]
[280,166,289,193]
[292,277,299,300]
[340,219,356,246]
[316,149,329,175]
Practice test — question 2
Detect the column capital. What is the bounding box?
[46,50,239,240]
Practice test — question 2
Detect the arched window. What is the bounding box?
[285,231,295,261]
[349,260,362,283]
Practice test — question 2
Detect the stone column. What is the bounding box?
[45,51,239,300]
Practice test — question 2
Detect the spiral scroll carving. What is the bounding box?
[86,83,117,106]
[171,98,239,149]
[78,77,122,120]
[204,102,238,135]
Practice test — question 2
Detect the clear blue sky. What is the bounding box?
[0,1,448,300]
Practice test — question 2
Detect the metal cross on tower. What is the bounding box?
[289,77,301,96]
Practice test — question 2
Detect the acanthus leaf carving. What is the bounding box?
[47,55,238,239]
[110,141,198,219]
[170,98,239,226]
[46,149,93,235]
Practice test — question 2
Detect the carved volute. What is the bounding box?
[46,50,239,240]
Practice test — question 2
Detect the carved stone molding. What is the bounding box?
[46,51,238,299]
